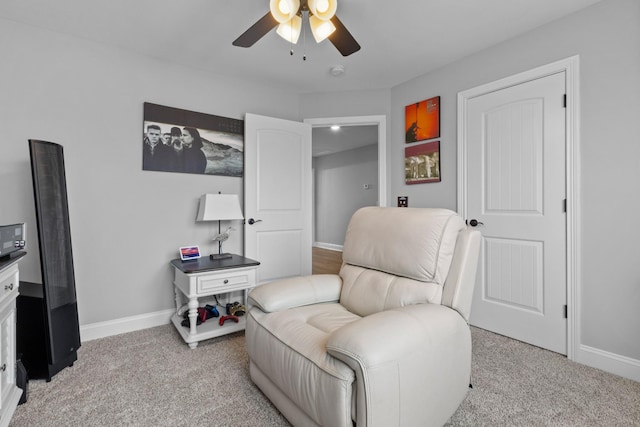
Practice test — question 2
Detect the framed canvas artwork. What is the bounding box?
[405,96,440,143]
[142,103,244,177]
[405,141,441,184]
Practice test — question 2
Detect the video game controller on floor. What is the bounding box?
[219,315,239,326]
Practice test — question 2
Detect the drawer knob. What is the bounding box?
[0,364,6,372]
[224,279,229,284]
[4,283,13,291]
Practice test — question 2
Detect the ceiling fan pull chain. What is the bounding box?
[289,8,296,56]
[303,12,307,61]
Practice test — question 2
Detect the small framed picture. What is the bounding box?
[405,141,441,184]
[179,246,201,261]
[405,96,440,143]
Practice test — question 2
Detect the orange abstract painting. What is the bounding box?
[405,96,440,143]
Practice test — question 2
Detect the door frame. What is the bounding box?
[304,115,387,207]
[456,56,580,360]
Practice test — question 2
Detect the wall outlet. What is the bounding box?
[398,196,408,207]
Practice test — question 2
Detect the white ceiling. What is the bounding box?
[313,125,378,157]
[0,0,601,94]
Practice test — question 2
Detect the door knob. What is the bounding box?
[247,218,262,225]
[467,219,484,227]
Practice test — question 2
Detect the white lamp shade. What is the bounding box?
[308,0,337,21]
[196,194,244,221]
[309,15,336,43]
[270,0,300,24]
[276,15,302,44]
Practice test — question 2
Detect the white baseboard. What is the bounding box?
[577,344,640,382]
[313,242,344,251]
[80,308,174,342]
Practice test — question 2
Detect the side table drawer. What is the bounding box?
[0,266,18,306]
[197,272,251,294]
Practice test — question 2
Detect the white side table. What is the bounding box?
[170,255,260,349]
[0,252,25,427]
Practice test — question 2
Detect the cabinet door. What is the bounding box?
[0,307,3,414]
[0,305,16,407]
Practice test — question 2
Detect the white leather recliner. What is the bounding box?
[246,207,481,427]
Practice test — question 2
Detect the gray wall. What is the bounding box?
[313,145,379,246]
[301,0,640,366]
[0,18,300,326]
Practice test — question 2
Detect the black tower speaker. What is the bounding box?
[17,140,81,382]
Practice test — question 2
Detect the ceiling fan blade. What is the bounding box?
[328,15,361,56]
[232,12,278,48]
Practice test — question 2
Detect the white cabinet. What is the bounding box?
[0,254,24,427]
[170,255,260,349]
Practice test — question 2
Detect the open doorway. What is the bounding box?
[305,115,387,274]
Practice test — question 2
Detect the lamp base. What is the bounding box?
[210,253,233,260]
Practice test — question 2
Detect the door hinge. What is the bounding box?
[563,305,568,319]
[563,94,567,108]
[563,199,567,212]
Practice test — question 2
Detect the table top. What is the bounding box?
[171,254,260,274]
[0,251,26,271]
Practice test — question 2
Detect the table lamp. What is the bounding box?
[196,193,244,260]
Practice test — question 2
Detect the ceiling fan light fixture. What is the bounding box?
[276,14,302,44]
[233,0,360,57]
[270,0,300,23]
[308,0,337,21]
[309,14,336,43]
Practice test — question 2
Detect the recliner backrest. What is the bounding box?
[339,207,467,317]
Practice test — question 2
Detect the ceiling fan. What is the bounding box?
[233,0,361,57]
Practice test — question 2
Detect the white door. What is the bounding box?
[465,72,567,354]
[244,113,312,285]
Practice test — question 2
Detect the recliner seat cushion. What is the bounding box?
[246,303,359,426]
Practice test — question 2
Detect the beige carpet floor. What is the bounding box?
[10,324,640,426]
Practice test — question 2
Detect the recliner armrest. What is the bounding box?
[248,274,343,312]
[326,304,472,427]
